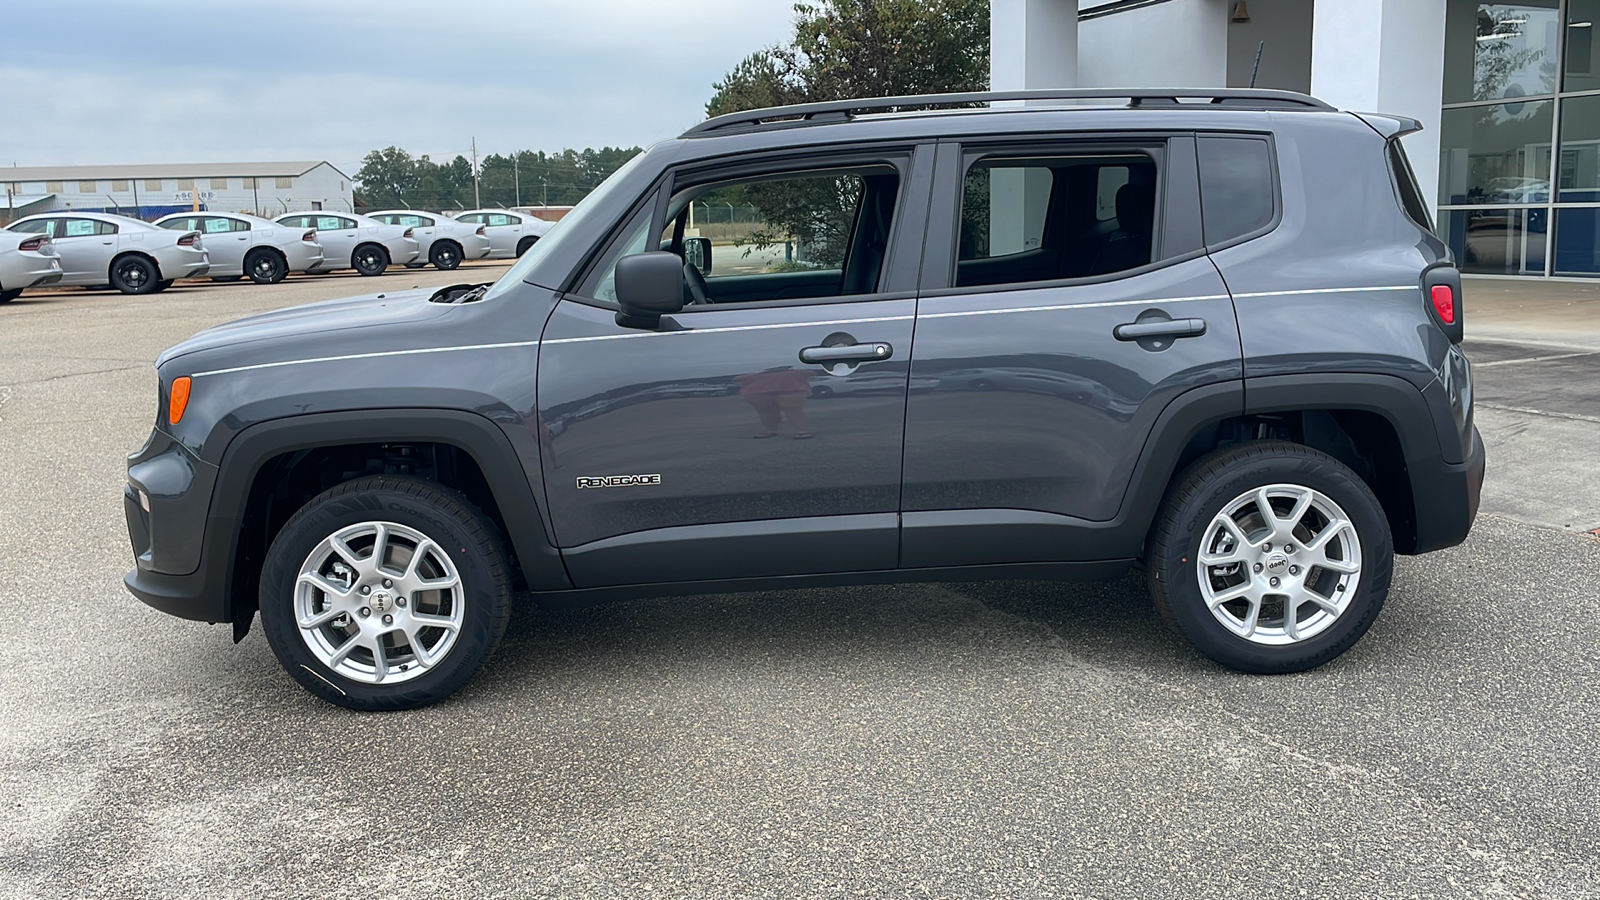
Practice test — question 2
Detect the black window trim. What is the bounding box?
[563,143,929,314]
[1195,130,1282,253]
[920,135,1177,298]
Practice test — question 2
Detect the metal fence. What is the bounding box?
[688,204,774,243]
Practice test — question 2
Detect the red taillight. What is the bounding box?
[402,227,414,239]
[476,225,487,236]
[1430,284,1455,325]
[18,236,48,252]
[302,229,317,243]
[176,232,200,246]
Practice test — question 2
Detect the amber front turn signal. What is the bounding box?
[169,376,192,425]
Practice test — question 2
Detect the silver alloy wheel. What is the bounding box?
[294,520,465,684]
[1196,483,1362,645]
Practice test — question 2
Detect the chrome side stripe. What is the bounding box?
[1231,285,1415,299]
[191,340,541,378]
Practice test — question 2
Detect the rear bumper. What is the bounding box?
[1408,424,1485,554]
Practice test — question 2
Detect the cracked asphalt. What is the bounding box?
[0,272,1597,898]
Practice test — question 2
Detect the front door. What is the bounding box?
[536,150,929,587]
[901,138,1244,566]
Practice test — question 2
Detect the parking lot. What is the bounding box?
[1,271,1597,898]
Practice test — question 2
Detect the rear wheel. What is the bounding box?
[430,240,463,270]
[257,476,513,711]
[515,236,537,257]
[246,248,288,284]
[1147,441,1392,674]
[154,279,175,293]
[109,256,159,294]
[0,289,20,304]
[352,244,389,276]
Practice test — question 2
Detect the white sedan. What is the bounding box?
[154,212,324,284]
[5,212,209,294]
[452,209,554,258]
[274,212,419,276]
[0,229,63,303]
[366,210,491,270]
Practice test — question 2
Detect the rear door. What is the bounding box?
[55,217,118,284]
[900,136,1243,566]
[202,216,248,274]
[314,215,357,266]
[536,146,932,586]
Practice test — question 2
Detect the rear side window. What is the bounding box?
[1197,136,1275,247]
[1388,139,1434,231]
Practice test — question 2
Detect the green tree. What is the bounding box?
[354,146,422,210]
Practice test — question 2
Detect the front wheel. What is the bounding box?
[109,256,160,294]
[515,236,537,257]
[257,476,513,711]
[352,244,389,276]
[0,288,20,304]
[430,240,463,270]
[1147,441,1392,674]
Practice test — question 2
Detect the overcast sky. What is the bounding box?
[1,0,797,177]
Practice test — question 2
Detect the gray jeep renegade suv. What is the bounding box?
[125,89,1485,710]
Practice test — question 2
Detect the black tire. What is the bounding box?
[430,240,463,270]
[1147,441,1392,674]
[154,279,175,293]
[258,475,513,711]
[515,235,537,257]
[0,288,19,304]
[245,248,288,285]
[109,255,160,294]
[352,243,389,276]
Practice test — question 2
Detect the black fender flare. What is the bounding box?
[207,409,569,624]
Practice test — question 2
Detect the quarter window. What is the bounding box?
[1197,136,1276,246]
[956,153,1159,287]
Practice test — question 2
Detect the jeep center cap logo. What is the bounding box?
[1265,556,1289,576]
[369,589,394,613]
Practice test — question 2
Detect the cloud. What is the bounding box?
[0,0,797,173]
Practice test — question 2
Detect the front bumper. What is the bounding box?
[124,426,226,621]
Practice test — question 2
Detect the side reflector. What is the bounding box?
[1430,284,1456,325]
[169,376,192,425]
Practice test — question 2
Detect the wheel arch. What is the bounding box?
[108,249,162,282]
[351,241,390,267]
[212,409,569,637]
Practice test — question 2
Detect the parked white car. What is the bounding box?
[5,212,209,294]
[0,229,63,303]
[273,212,419,276]
[153,212,324,284]
[366,209,491,270]
[452,209,554,258]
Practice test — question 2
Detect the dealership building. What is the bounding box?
[994,0,1600,277]
[0,161,353,223]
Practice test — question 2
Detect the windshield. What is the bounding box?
[483,149,649,301]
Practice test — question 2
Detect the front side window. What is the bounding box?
[456,213,482,224]
[158,217,197,232]
[11,219,58,236]
[956,154,1157,287]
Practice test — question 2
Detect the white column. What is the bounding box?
[1311,0,1448,219]
[989,0,1077,254]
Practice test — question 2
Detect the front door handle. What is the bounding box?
[799,342,893,364]
[1113,318,1207,341]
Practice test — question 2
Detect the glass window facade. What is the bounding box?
[1441,0,1600,275]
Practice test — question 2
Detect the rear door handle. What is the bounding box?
[799,342,893,364]
[1113,318,1207,341]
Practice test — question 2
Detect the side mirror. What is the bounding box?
[614,251,685,328]
[683,236,712,277]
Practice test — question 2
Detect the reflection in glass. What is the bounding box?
[1438,101,1552,205]
[1558,96,1600,201]
[1442,207,1548,274]
[1564,0,1600,91]
[1552,208,1600,274]
[1443,0,1559,103]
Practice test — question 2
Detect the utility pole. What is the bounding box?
[513,150,521,207]
[471,137,481,208]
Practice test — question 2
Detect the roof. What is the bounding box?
[0,161,348,182]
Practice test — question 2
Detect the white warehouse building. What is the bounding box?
[1,161,353,223]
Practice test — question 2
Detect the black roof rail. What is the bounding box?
[683,88,1336,137]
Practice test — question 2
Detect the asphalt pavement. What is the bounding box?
[0,271,1596,898]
